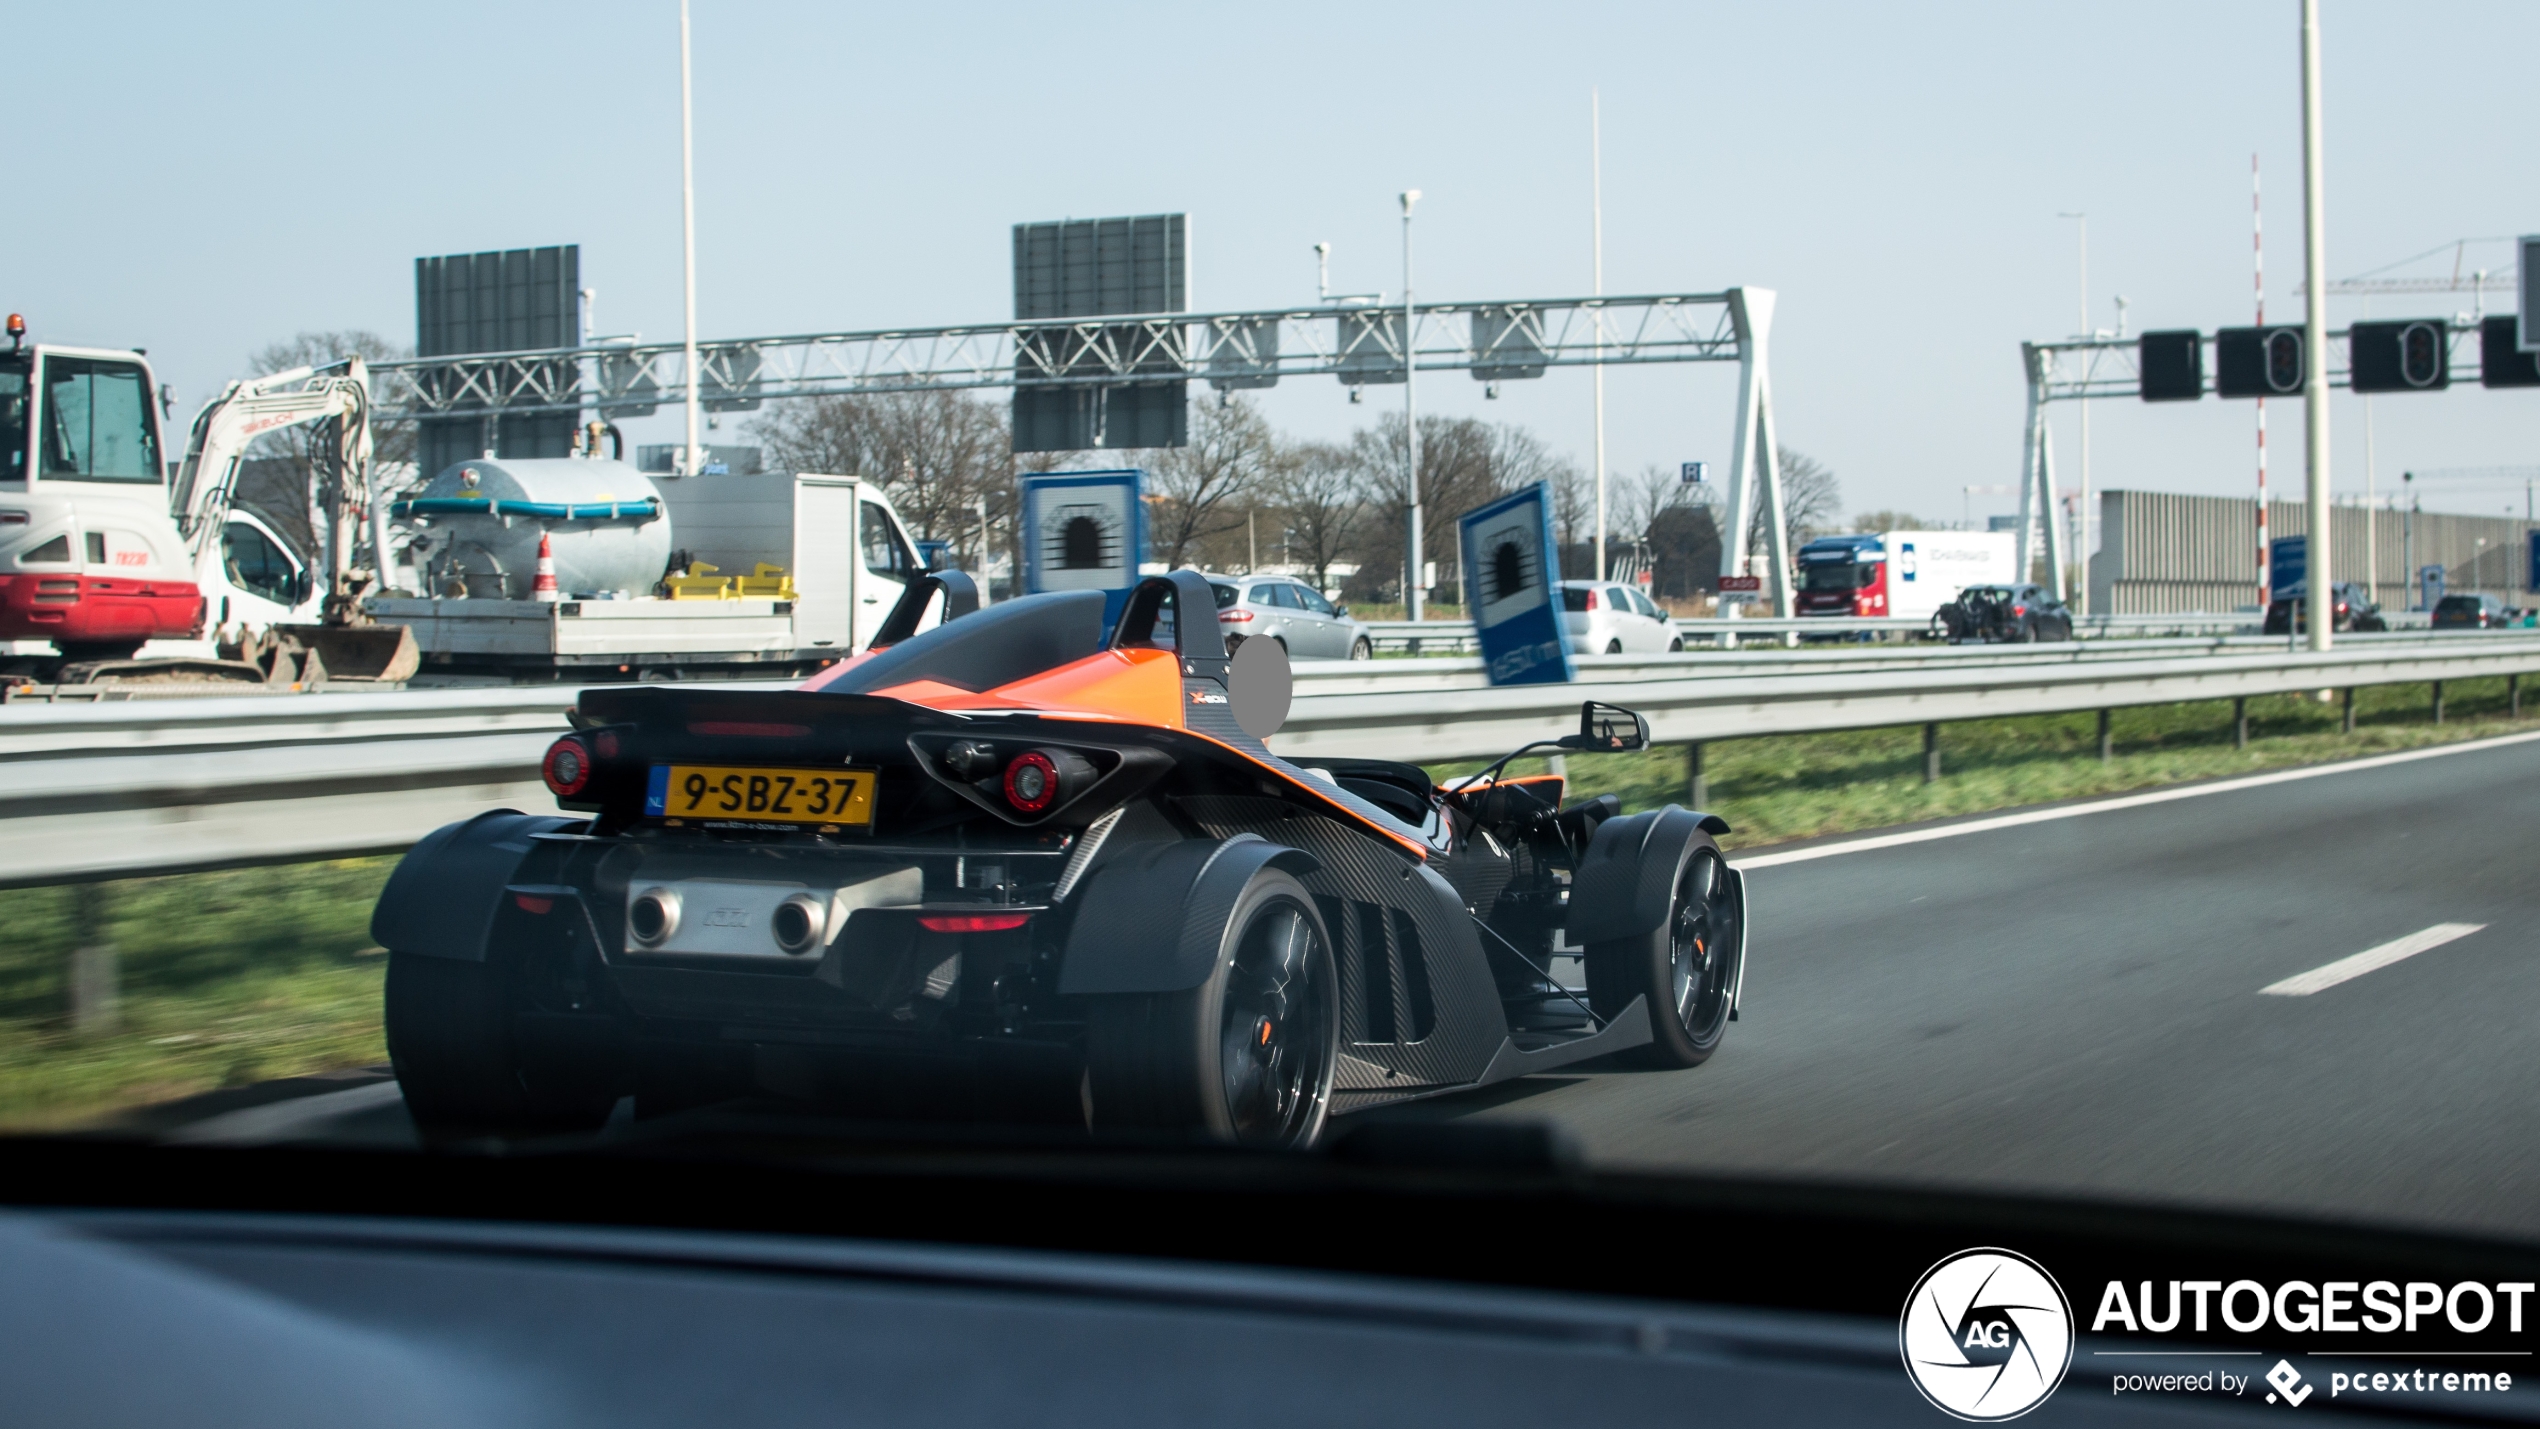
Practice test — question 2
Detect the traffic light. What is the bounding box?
[2215,325,2305,397]
[2480,316,2540,389]
[2348,319,2450,393]
[2136,330,2203,401]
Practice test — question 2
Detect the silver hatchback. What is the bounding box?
[1207,575,1372,660]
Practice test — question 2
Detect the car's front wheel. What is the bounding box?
[1085,867,1338,1147]
[1668,636,1685,652]
[1605,639,1623,655]
[1349,636,1373,660]
[1586,845,1741,1069]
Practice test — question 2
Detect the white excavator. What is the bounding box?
[0,313,415,688]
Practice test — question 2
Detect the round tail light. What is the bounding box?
[1004,750,1060,813]
[543,735,593,797]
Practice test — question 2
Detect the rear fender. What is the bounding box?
[370,810,583,962]
[1563,806,1726,945]
[1057,835,1321,996]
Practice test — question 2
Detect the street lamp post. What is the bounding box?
[2300,0,2334,652]
[1402,189,1423,621]
[678,0,701,482]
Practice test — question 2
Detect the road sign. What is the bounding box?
[1718,575,1763,591]
[2530,532,2540,592]
[2420,564,2446,612]
[1458,483,1574,687]
[1019,469,1147,628]
[2269,535,2306,601]
[1681,461,1709,485]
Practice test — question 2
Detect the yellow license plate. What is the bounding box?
[646,765,877,827]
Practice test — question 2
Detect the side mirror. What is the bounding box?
[1558,701,1649,753]
[1333,604,1350,619]
[290,568,316,605]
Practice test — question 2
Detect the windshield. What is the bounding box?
[38,355,160,483]
[22,13,2540,1419]
[0,355,27,481]
[1802,562,1870,592]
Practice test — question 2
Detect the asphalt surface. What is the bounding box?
[157,731,2540,1242]
[1438,729,2540,1242]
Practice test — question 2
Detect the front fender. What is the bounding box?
[370,809,582,962]
[1563,806,1724,945]
[1057,835,1321,996]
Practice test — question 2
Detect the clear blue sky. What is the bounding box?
[11,1,2534,524]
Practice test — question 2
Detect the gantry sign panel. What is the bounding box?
[1013,214,1190,453]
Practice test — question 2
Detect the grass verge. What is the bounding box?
[0,858,394,1131]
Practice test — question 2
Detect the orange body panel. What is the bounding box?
[899,647,1186,727]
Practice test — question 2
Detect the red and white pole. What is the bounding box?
[2253,152,2270,614]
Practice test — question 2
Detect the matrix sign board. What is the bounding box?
[1019,469,1147,628]
[1458,483,1574,687]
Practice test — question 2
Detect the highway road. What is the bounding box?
[1435,728,2540,1242]
[151,730,2540,1242]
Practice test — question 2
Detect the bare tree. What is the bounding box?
[1746,447,1842,556]
[1344,413,1554,602]
[1138,394,1277,570]
[749,387,1014,553]
[1847,509,1931,533]
[1267,440,1370,593]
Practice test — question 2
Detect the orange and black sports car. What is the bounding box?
[372,570,1747,1147]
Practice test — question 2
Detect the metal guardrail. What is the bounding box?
[1357,609,2439,652]
[4,634,2535,888]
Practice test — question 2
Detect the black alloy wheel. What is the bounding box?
[1587,846,1740,1069]
[1086,867,1339,1147]
[1215,895,1336,1144]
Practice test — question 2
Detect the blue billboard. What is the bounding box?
[2269,535,2306,601]
[1019,469,1147,628]
[1458,483,1574,687]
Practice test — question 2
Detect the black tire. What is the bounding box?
[1085,867,1338,1147]
[1585,844,1741,1070]
[1605,639,1623,654]
[1668,636,1685,652]
[385,951,616,1137]
[1350,636,1373,660]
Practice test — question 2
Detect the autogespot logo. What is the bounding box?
[1901,1248,2076,1421]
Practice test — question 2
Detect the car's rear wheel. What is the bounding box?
[1586,846,1740,1069]
[1085,868,1338,1147]
[386,947,618,1139]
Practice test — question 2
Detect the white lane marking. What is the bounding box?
[1731,728,2540,870]
[2259,923,2487,997]
[164,1078,407,1145]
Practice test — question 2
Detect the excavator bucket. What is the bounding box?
[270,624,421,683]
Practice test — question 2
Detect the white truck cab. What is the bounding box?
[0,326,332,667]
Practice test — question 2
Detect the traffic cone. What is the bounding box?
[532,531,561,601]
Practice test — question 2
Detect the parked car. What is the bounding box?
[1932,583,2073,643]
[1559,580,1683,654]
[1208,574,1370,659]
[2431,593,2517,629]
[2263,582,2385,634]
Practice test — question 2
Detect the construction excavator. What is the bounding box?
[0,314,417,691]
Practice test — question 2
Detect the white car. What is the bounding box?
[1559,580,1682,654]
